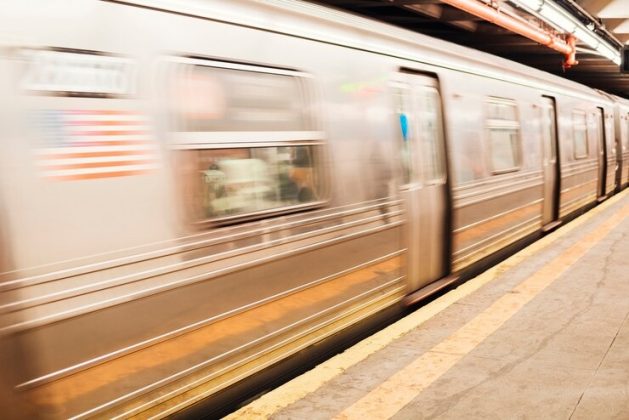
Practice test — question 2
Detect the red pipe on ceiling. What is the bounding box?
[439,0,575,59]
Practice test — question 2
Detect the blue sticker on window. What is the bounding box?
[399,113,409,142]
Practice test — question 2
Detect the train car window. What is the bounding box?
[186,145,322,220]
[170,59,325,224]
[572,110,588,159]
[486,98,521,174]
[175,64,313,132]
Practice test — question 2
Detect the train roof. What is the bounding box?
[121,0,614,103]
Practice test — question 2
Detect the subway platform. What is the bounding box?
[229,189,629,420]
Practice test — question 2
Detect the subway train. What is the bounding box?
[0,0,628,418]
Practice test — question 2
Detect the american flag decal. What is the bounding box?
[35,109,159,181]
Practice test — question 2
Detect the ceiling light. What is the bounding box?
[596,43,620,62]
[515,0,543,11]
[573,27,599,49]
[538,4,576,33]
[510,0,622,65]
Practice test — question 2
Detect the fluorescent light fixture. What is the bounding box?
[516,0,543,11]
[538,3,576,33]
[596,43,621,65]
[596,43,621,62]
[510,0,622,65]
[573,27,599,49]
[599,45,621,65]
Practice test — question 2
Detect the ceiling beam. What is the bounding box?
[399,0,445,4]
[327,0,442,6]
[576,0,616,15]
[438,7,485,21]
[568,66,624,73]
[601,18,627,32]
[614,34,629,42]
[405,3,444,18]
[376,14,434,22]
[403,3,482,30]
[448,20,480,31]
[559,72,628,78]
[441,33,543,45]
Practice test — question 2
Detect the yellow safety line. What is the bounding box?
[228,190,628,419]
[336,201,629,420]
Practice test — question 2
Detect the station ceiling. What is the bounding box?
[311,0,629,98]
[584,0,629,43]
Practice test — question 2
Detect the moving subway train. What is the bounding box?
[0,0,628,417]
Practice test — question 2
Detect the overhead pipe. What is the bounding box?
[555,0,622,50]
[438,0,577,66]
[563,34,578,68]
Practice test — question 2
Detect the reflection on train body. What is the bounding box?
[0,0,628,418]
[193,145,320,219]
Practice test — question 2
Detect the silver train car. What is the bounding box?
[0,0,627,417]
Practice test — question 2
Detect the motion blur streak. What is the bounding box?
[0,0,627,418]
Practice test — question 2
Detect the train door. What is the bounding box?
[614,117,622,192]
[541,96,560,229]
[595,107,607,200]
[393,72,448,292]
[625,113,629,186]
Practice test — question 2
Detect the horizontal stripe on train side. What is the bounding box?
[17,254,405,418]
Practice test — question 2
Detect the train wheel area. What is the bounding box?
[229,189,629,419]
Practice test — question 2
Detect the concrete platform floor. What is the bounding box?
[229,190,629,420]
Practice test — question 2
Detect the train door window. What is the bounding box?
[393,82,445,184]
[622,114,629,152]
[418,87,445,182]
[486,98,521,174]
[393,82,415,184]
[170,58,326,224]
[572,110,588,159]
